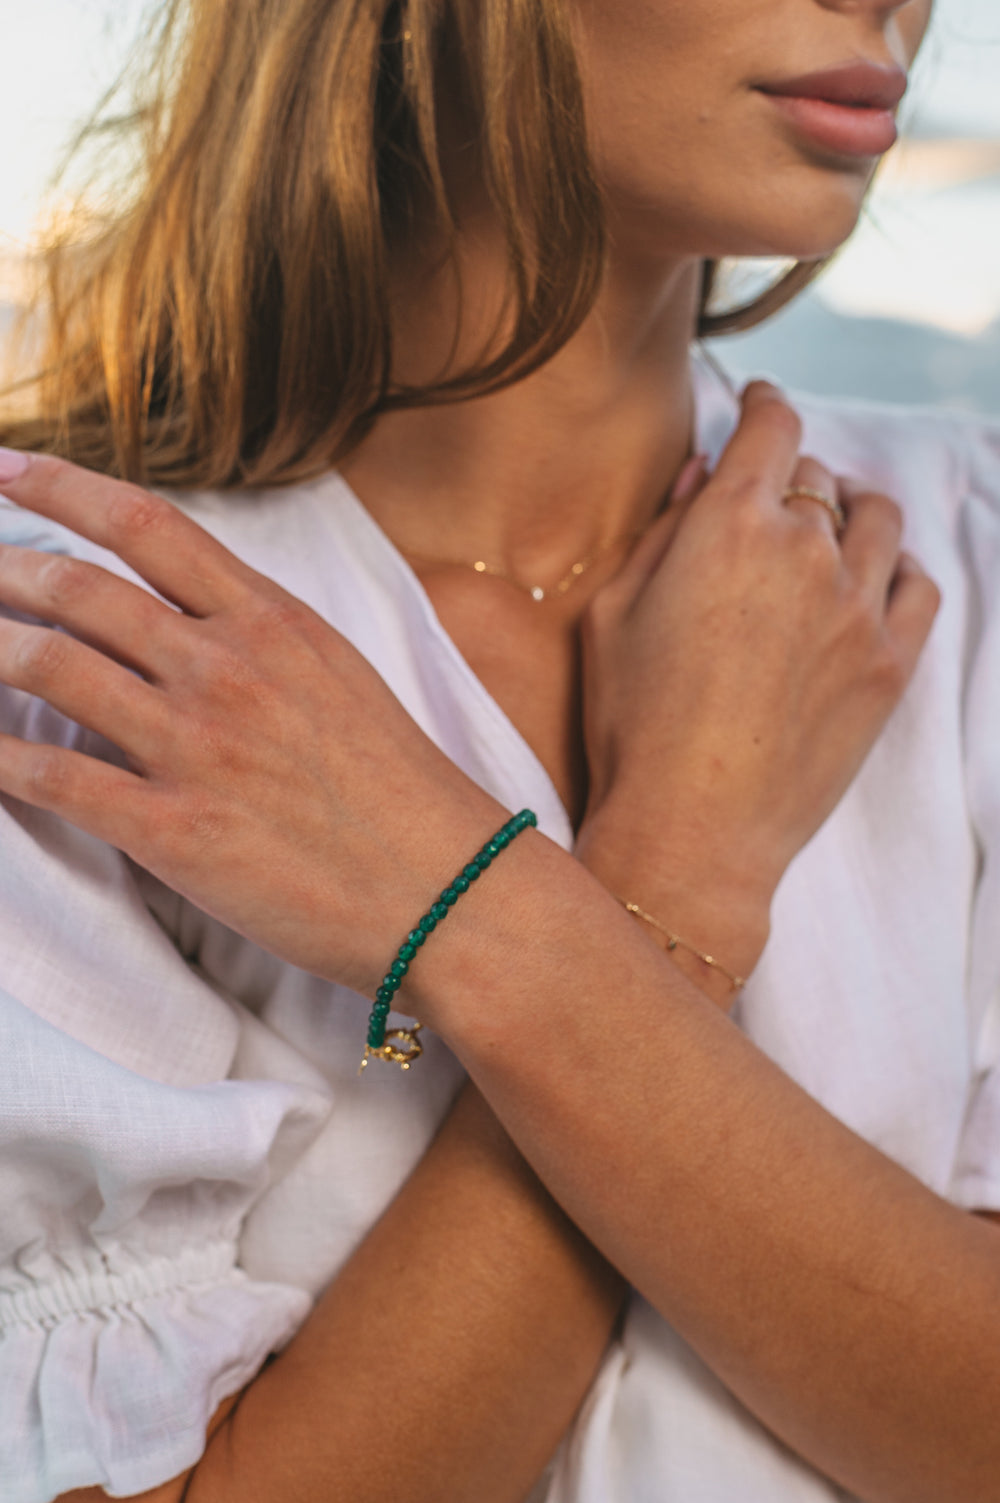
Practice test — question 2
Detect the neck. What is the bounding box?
[340,247,703,577]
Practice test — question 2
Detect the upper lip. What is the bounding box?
[756,62,908,112]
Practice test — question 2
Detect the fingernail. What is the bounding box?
[672,453,708,503]
[0,449,30,483]
[742,378,785,405]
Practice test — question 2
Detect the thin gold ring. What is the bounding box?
[782,485,847,538]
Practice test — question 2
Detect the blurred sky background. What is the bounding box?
[1,0,998,415]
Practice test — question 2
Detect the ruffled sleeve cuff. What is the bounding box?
[1,1244,311,1502]
[0,993,330,1502]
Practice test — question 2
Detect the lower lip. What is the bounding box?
[761,93,899,158]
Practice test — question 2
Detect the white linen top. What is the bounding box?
[1,357,998,1503]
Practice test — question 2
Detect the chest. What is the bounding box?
[416,570,591,824]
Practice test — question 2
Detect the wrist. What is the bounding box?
[574,802,774,987]
[395,827,594,1040]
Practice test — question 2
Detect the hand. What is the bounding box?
[0,454,499,993]
[575,383,941,968]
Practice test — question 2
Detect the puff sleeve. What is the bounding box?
[950,420,1000,1213]
[0,502,331,1502]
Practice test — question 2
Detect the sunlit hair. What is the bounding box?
[0,0,824,490]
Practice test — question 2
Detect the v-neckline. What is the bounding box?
[323,351,736,850]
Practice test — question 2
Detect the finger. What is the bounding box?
[884,552,942,676]
[837,481,904,601]
[672,453,710,506]
[0,619,171,768]
[0,543,185,678]
[781,456,842,541]
[0,730,148,847]
[0,451,256,616]
[610,454,710,604]
[706,381,803,513]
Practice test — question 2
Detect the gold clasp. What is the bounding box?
[358,1024,424,1075]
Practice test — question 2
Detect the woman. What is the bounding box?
[0,1,997,1500]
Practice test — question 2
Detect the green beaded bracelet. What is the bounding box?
[359,808,538,1073]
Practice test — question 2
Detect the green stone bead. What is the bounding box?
[431,901,449,921]
[376,985,393,1004]
[399,942,417,962]
[390,958,408,979]
[381,973,400,993]
[420,912,437,932]
[463,863,481,882]
[374,1003,390,1019]
[408,928,427,947]
[485,839,501,857]
[453,874,470,894]
[494,828,511,848]
[474,852,492,871]
[440,887,459,906]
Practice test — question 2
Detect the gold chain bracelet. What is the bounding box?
[619,900,746,992]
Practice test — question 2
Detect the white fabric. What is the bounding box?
[0,357,997,1502]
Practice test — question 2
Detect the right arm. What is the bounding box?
[58,1081,624,1503]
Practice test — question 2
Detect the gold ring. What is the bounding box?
[782,485,847,537]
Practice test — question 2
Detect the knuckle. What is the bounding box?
[191,712,241,770]
[24,747,71,803]
[840,579,880,634]
[922,576,943,616]
[870,644,907,698]
[753,395,802,447]
[848,487,902,527]
[105,487,173,548]
[242,593,309,641]
[173,792,226,847]
[880,495,904,531]
[195,639,254,697]
[797,455,836,489]
[859,492,904,538]
[15,628,68,682]
[725,482,772,534]
[793,520,840,574]
[144,791,224,861]
[38,555,90,608]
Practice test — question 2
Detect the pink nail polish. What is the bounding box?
[0,448,30,483]
[672,453,708,503]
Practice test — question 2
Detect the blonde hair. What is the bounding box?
[0,0,824,490]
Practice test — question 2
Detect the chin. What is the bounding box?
[718,156,880,257]
[608,160,876,270]
[745,176,874,260]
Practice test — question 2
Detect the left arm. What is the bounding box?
[404,836,1000,1503]
[56,1081,624,1503]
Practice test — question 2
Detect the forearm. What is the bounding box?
[58,1080,621,1503]
[409,831,1000,1503]
[202,1083,621,1503]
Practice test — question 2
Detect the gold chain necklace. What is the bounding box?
[401,530,641,603]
